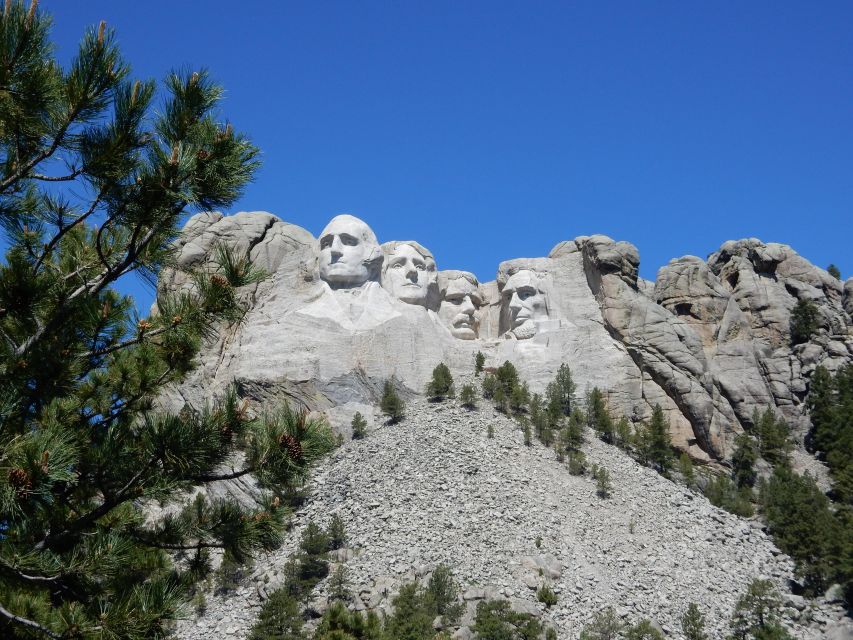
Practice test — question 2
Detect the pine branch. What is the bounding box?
[0,556,61,584]
[190,466,255,482]
[34,457,156,551]
[0,601,61,639]
[33,185,106,272]
[30,167,84,182]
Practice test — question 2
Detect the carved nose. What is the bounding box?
[460,296,475,314]
[330,236,343,258]
[405,265,418,281]
[509,292,522,311]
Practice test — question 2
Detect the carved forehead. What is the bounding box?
[439,270,478,293]
[445,278,482,302]
[382,241,436,269]
[503,269,542,292]
[320,214,378,246]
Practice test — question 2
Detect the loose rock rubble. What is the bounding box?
[176,397,852,640]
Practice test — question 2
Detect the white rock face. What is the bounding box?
[159,213,852,461]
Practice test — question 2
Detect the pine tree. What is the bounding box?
[827,264,841,280]
[681,602,708,640]
[732,433,758,487]
[642,404,674,475]
[756,408,790,467]
[474,351,485,376]
[790,298,819,344]
[579,607,624,640]
[459,383,477,409]
[426,362,455,400]
[547,363,576,417]
[380,380,404,423]
[596,466,612,498]
[249,588,305,640]
[728,579,793,640]
[350,411,367,439]
[679,452,696,489]
[587,387,614,444]
[0,4,336,637]
[563,407,585,452]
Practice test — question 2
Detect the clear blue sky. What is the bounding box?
[43,1,853,310]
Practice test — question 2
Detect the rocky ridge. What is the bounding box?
[175,395,852,640]
[158,211,853,464]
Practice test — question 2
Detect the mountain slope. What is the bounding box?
[175,396,851,639]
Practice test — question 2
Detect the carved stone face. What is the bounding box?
[383,243,436,306]
[439,273,482,339]
[503,270,548,339]
[318,215,382,288]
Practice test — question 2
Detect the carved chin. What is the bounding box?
[451,326,476,340]
[395,289,427,305]
[510,320,537,340]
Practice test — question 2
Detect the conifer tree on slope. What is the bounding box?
[0,4,334,637]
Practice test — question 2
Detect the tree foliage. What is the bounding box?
[807,364,853,503]
[426,362,455,401]
[380,381,404,424]
[789,298,819,344]
[0,4,338,637]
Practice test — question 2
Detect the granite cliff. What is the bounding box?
[158,211,853,464]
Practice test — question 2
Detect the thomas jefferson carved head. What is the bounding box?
[381,241,438,308]
[502,269,549,339]
[438,271,482,339]
[318,215,383,288]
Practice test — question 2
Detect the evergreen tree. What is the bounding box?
[579,608,624,640]
[789,298,819,344]
[426,362,455,400]
[481,373,498,399]
[679,452,697,489]
[327,514,347,550]
[807,364,853,503]
[760,467,841,595]
[459,383,477,409]
[756,408,790,467]
[350,411,367,439]
[586,387,614,444]
[641,404,674,475]
[624,620,665,640]
[563,407,585,453]
[248,588,305,640]
[615,415,633,450]
[495,360,520,397]
[475,351,485,376]
[472,600,542,640]
[681,603,708,640]
[545,363,575,418]
[509,381,530,414]
[732,433,758,487]
[728,579,792,640]
[827,264,841,280]
[0,5,336,635]
[595,466,612,498]
[380,380,404,423]
[704,474,754,518]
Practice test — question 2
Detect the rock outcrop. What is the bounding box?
[158,212,852,461]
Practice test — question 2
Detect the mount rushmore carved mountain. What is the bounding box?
[158,210,852,466]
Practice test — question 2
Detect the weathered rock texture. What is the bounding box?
[174,399,851,640]
[159,213,852,461]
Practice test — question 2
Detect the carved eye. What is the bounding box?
[392,262,404,269]
[447,295,463,304]
[340,234,358,246]
[320,236,332,249]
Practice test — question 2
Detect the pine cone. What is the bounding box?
[8,467,32,497]
[278,433,302,461]
[210,274,229,288]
